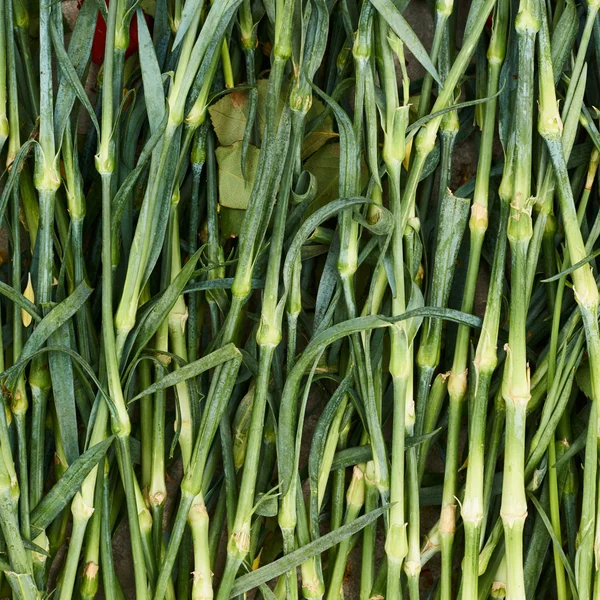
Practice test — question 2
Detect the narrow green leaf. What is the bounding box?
[0,281,42,324]
[311,84,358,197]
[137,8,166,131]
[406,82,505,135]
[552,425,586,470]
[551,0,577,84]
[4,571,38,600]
[172,0,205,49]
[541,249,600,283]
[131,343,241,401]
[48,323,79,466]
[278,308,481,494]
[30,436,115,534]
[230,505,389,596]
[308,372,352,536]
[183,277,264,294]
[1,345,116,420]
[53,0,97,142]
[368,0,441,85]
[0,141,37,229]
[331,429,444,471]
[5,282,93,389]
[50,20,100,139]
[527,492,578,599]
[21,539,50,557]
[313,238,340,333]
[111,109,169,234]
[126,248,203,363]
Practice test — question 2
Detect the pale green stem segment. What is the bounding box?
[30,0,60,528]
[150,303,168,562]
[536,3,600,598]
[325,466,365,600]
[500,5,539,599]
[94,0,149,596]
[461,190,509,600]
[417,0,454,119]
[0,0,7,154]
[392,15,499,589]
[12,0,38,117]
[378,12,410,596]
[437,2,508,596]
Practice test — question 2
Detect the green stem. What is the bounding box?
[325,466,365,600]
[461,192,509,600]
[500,7,538,598]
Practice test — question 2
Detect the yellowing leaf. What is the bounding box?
[209,84,335,159]
[209,80,284,147]
[576,362,592,399]
[22,273,34,328]
[303,143,341,214]
[303,143,369,216]
[403,137,413,170]
[301,98,337,160]
[252,550,262,570]
[219,207,246,239]
[215,142,260,210]
[209,89,251,147]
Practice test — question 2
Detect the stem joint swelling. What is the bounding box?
[500,504,528,530]
[447,368,467,398]
[385,523,408,561]
[502,344,531,410]
[439,503,456,536]
[469,202,488,234]
[461,497,483,530]
[473,342,498,378]
[227,523,251,559]
[33,155,60,193]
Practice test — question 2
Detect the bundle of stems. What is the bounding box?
[2,0,600,598]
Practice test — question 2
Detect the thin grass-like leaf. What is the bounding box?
[230,505,389,596]
[131,343,241,401]
[53,0,97,141]
[4,282,93,389]
[125,248,203,363]
[29,436,115,534]
[48,323,79,466]
[527,491,578,599]
[0,281,42,324]
[368,0,441,85]
[50,20,100,138]
[137,8,166,131]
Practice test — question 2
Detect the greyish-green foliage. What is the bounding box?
[0,0,599,598]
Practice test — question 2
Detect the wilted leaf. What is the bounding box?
[210,80,285,147]
[209,89,251,147]
[303,144,341,213]
[304,143,368,215]
[139,0,156,14]
[301,98,337,160]
[216,142,260,210]
[22,273,34,327]
[576,362,592,399]
[220,207,247,238]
